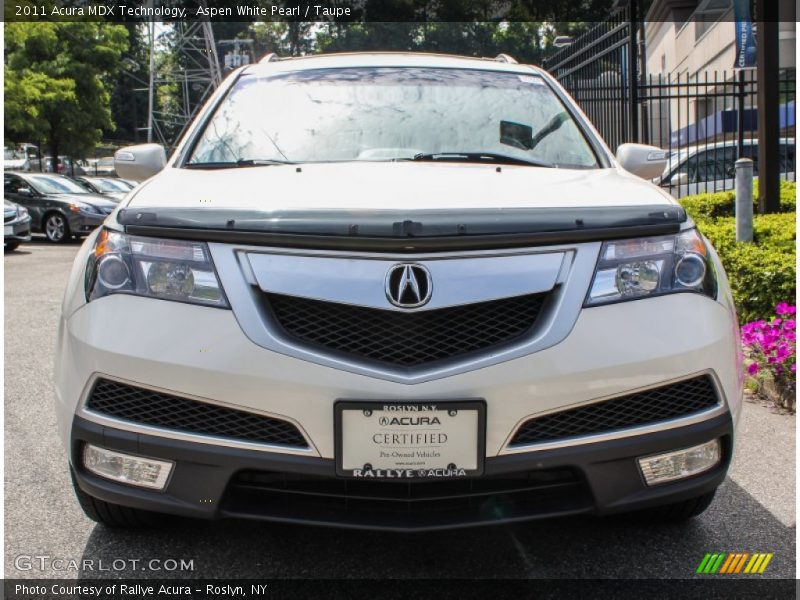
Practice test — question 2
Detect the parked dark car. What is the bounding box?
[4,199,32,250]
[4,172,118,243]
[71,176,131,200]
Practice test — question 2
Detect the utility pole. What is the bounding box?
[147,19,155,144]
[144,0,222,149]
[754,0,780,213]
[626,0,640,143]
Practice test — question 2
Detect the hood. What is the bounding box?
[4,200,19,217]
[120,163,683,241]
[129,162,676,211]
[49,192,119,208]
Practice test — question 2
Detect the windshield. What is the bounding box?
[4,148,23,160]
[27,175,88,194]
[188,67,599,168]
[91,178,128,192]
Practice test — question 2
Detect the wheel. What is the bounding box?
[70,469,166,529]
[43,212,70,243]
[4,242,20,251]
[632,490,716,523]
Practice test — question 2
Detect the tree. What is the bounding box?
[4,22,128,160]
[109,23,150,144]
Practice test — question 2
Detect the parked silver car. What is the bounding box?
[657,138,795,197]
[4,199,32,250]
[4,172,117,243]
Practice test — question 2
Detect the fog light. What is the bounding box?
[83,444,173,490]
[638,439,721,486]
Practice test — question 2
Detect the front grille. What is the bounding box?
[509,376,720,447]
[86,379,308,448]
[224,468,590,530]
[265,292,548,367]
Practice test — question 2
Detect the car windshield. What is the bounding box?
[91,178,128,192]
[27,175,88,194]
[187,67,599,168]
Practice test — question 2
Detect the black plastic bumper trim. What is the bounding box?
[70,410,733,532]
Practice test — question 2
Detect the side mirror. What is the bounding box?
[114,143,167,182]
[670,172,689,186]
[615,143,669,180]
[17,187,34,197]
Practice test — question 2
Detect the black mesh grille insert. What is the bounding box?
[509,376,719,447]
[265,293,547,367]
[86,379,307,448]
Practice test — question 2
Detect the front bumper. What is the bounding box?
[68,212,108,236]
[4,215,31,243]
[57,278,741,530]
[71,412,733,531]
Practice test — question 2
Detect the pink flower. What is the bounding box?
[776,302,796,316]
[747,362,760,375]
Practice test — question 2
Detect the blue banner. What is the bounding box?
[733,0,757,69]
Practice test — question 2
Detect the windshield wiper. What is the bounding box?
[185,158,295,169]
[403,152,554,168]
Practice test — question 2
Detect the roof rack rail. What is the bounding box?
[259,53,280,64]
[494,54,518,64]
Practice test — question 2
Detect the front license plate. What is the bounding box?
[335,400,485,478]
[4,226,13,235]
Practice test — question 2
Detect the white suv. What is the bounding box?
[55,53,741,531]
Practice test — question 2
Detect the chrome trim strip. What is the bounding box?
[499,370,728,455]
[245,249,565,311]
[76,373,320,457]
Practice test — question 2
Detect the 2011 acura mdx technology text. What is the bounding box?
[55,53,741,531]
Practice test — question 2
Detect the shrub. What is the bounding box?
[680,180,796,221]
[680,182,796,323]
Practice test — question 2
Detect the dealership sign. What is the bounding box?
[733,0,757,69]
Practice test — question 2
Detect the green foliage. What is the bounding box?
[680,180,797,220]
[681,182,797,323]
[4,22,128,158]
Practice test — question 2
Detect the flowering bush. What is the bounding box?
[741,303,796,406]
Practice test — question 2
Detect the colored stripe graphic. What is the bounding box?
[744,554,761,574]
[734,553,749,573]
[696,554,712,574]
[719,553,736,574]
[710,553,726,573]
[701,554,719,574]
[758,554,773,574]
[699,553,773,574]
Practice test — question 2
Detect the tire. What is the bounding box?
[43,212,71,243]
[632,490,717,523]
[70,469,166,529]
[4,242,20,251]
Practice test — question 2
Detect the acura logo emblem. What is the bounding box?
[385,264,432,308]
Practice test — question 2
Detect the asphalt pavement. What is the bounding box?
[4,239,796,580]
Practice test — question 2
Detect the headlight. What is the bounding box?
[70,202,100,214]
[85,229,228,308]
[585,228,717,306]
[16,206,28,219]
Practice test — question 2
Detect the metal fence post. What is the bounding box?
[735,158,754,242]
